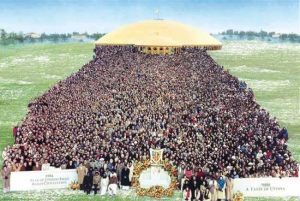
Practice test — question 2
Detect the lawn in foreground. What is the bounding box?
[0,40,299,200]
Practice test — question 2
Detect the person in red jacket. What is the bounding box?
[12,126,18,142]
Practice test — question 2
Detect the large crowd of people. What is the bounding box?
[1,45,298,199]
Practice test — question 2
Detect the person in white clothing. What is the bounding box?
[209,178,218,201]
[128,161,134,185]
[108,172,118,196]
[100,172,108,196]
[182,186,192,201]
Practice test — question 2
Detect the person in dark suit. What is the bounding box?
[120,164,130,188]
[83,167,93,194]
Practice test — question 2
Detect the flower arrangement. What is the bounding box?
[132,159,178,198]
[69,181,80,190]
[233,191,244,201]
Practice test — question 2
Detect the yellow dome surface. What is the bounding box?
[95,20,222,48]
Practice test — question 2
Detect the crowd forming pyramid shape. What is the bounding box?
[2,21,298,197]
[95,19,222,54]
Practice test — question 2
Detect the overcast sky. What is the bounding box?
[0,0,299,34]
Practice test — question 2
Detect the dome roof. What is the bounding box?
[95,19,222,48]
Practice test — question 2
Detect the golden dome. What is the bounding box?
[95,19,222,50]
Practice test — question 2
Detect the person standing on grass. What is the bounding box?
[182,186,192,201]
[100,172,109,195]
[93,171,101,195]
[209,177,218,201]
[77,162,87,190]
[120,163,130,189]
[108,171,118,196]
[225,175,234,201]
[217,176,226,201]
[12,126,18,143]
[128,161,134,186]
[116,160,124,187]
[1,165,12,193]
[83,167,94,194]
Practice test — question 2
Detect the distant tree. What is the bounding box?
[287,33,300,42]
[89,33,105,40]
[280,34,288,40]
[268,32,275,37]
[218,29,300,43]
[226,29,234,35]
[246,31,256,38]
[245,31,255,40]
[39,33,47,42]
[59,33,68,41]
[0,29,7,40]
[15,32,24,43]
[259,30,268,39]
[239,31,246,38]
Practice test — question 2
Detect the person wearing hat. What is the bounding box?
[93,171,101,195]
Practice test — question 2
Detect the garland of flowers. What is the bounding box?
[131,159,178,198]
[69,181,80,190]
[233,191,244,201]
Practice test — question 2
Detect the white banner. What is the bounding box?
[233,177,300,197]
[10,169,78,191]
[139,166,171,188]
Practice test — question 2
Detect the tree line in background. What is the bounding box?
[1,28,300,45]
[0,29,105,45]
[220,29,300,43]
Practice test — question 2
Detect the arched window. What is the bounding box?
[154,47,157,50]
[148,47,151,50]
[159,47,163,51]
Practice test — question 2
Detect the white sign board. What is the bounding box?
[139,166,171,188]
[233,177,300,197]
[10,169,78,191]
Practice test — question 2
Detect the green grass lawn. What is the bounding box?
[0,40,299,200]
[210,40,300,163]
[0,42,94,159]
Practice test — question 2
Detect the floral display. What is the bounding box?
[132,159,177,198]
[233,191,244,201]
[69,181,80,190]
